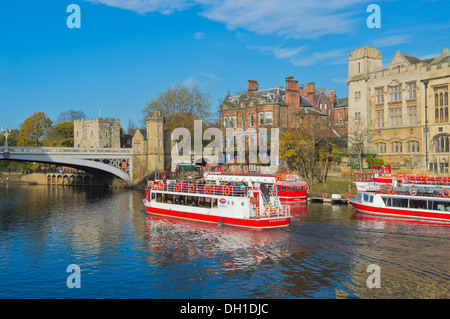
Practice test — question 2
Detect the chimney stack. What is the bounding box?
[285,76,298,92]
[247,80,258,92]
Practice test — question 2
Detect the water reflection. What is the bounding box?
[1,184,448,299]
[143,214,292,272]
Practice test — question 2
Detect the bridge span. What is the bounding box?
[0,146,133,186]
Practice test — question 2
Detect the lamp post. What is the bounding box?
[1,127,11,149]
[423,80,429,170]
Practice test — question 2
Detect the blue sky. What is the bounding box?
[0,0,449,130]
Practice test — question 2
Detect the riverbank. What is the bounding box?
[309,176,356,198]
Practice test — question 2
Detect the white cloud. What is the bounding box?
[289,49,347,67]
[249,44,307,60]
[85,0,196,15]
[85,0,371,38]
[182,72,222,87]
[371,34,410,48]
[193,32,205,39]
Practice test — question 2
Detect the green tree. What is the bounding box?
[17,111,52,146]
[43,121,74,147]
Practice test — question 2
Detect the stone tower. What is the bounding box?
[347,46,382,146]
[146,111,166,172]
[74,118,121,148]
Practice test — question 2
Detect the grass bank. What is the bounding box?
[309,177,357,197]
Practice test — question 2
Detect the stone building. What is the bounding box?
[347,46,450,172]
[74,118,121,148]
[131,111,173,182]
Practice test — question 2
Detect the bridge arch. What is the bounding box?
[0,146,133,186]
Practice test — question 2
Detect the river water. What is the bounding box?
[0,183,448,299]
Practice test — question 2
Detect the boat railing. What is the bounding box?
[148,181,253,197]
[378,185,450,199]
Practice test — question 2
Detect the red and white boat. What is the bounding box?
[350,165,450,223]
[203,172,307,203]
[143,178,291,229]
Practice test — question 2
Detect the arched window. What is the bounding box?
[435,108,439,123]
[440,107,444,123]
[435,93,439,106]
[440,93,444,106]
[445,92,448,106]
[446,107,449,122]
[434,134,450,153]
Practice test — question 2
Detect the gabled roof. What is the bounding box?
[298,107,327,116]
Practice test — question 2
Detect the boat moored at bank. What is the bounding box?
[350,165,450,222]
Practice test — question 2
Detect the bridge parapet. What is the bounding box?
[1,146,133,186]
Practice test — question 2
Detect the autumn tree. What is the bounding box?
[17,111,52,146]
[280,120,338,189]
[142,82,212,132]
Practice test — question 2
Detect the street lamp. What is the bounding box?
[1,127,12,148]
[423,80,429,170]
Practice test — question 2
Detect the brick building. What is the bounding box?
[219,76,345,172]
[220,77,344,131]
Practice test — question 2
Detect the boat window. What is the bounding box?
[281,186,287,192]
[369,195,374,203]
[410,199,427,210]
[392,198,409,208]
[356,193,362,201]
[151,192,156,200]
[363,193,369,202]
[288,186,293,192]
[156,193,162,202]
[211,198,217,208]
[429,200,450,211]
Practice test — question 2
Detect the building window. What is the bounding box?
[408,106,417,125]
[389,85,402,102]
[375,87,384,104]
[259,113,264,126]
[265,112,273,125]
[390,141,402,153]
[224,117,228,128]
[158,125,161,133]
[407,82,417,100]
[355,112,361,120]
[389,108,402,127]
[249,114,254,127]
[241,115,246,129]
[229,116,236,128]
[406,141,419,153]
[434,135,450,153]
[376,142,386,154]
[376,110,384,128]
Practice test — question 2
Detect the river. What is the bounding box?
[0,183,448,299]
